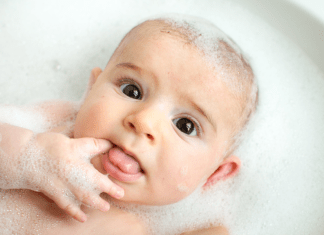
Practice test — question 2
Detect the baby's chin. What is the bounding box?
[112,187,193,207]
[100,190,193,215]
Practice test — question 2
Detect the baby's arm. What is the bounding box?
[180,226,229,235]
[0,122,124,222]
[30,100,79,133]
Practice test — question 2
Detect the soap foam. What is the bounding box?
[0,188,70,234]
[0,134,98,195]
[1,0,324,234]
[0,105,49,133]
[180,166,188,176]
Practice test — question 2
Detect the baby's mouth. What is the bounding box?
[102,144,144,182]
[109,145,142,174]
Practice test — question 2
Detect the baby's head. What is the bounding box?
[74,15,258,205]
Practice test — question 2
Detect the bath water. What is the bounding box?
[1,0,324,234]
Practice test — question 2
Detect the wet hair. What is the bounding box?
[113,14,258,157]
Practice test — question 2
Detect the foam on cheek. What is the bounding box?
[176,166,189,192]
[177,183,189,193]
[180,166,188,176]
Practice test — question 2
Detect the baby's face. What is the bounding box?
[74,26,240,205]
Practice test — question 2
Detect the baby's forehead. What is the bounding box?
[118,20,193,51]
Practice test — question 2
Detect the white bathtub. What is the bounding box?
[236,0,324,72]
[0,1,323,234]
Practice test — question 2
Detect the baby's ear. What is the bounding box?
[203,155,241,189]
[80,67,102,102]
[88,67,102,89]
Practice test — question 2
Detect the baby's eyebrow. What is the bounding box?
[116,62,142,74]
[188,99,217,133]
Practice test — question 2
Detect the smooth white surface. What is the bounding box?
[288,0,324,23]
[232,0,324,71]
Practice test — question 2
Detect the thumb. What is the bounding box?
[73,138,113,160]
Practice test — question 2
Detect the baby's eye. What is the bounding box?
[173,117,199,136]
[120,83,142,100]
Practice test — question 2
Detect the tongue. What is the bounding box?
[108,147,141,174]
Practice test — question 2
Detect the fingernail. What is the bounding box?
[80,214,87,222]
[100,202,110,212]
[115,189,124,198]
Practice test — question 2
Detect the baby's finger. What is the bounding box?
[43,190,87,222]
[98,175,124,199]
[80,193,110,212]
[73,138,113,160]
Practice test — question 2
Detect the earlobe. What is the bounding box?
[203,155,241,189]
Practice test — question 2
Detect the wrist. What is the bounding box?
[0,123,35,189]
[0,123,34,158]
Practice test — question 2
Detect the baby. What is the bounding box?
[0,15,258,234]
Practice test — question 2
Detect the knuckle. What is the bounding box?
[92,138,100,151]
[64,203,77,215]
[107,184,117,196]
[98,176,110,191]
[84,195,98,207]
[81,192,92,203]
[72,187,88,200]
[70,140,79,153]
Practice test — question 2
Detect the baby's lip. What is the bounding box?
[111,143,144,173]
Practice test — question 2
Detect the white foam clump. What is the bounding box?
[0,105,49,133]
[156,13,242,53]
[113,180,235,235]
[149,14,253,95]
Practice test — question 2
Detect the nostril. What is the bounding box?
[147,134,154,140]
[127,121,153,140]
[129,122,135,129]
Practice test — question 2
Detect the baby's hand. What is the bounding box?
[18,132,123,222]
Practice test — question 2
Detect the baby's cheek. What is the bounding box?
[74,105,104,138]
[176,182,190,193]
[168,165,200,197]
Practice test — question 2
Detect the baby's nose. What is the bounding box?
[124,107,164,142]
[127,121,154,141]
